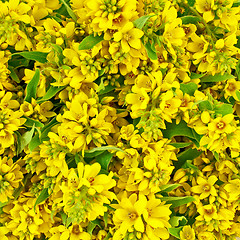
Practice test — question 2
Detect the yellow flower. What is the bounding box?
[69,224,91,240]
[180,225,195,240]
[0,157,23,203]
[191,175,218,201]
[49,225,70,240]
[196,204,218,222]
[197,231,215,240]
[224,179,240,201]
[113,22,143,53]
[159,90,182,123]
[142,195,171,229]
[195,0,215,22]
[187,34,209,59]
[0,107,25,149]
[208,114,235,136]
[125,87,150,112]
[86,0,137,32]
[61,162,116,223]
[113,193,146,236]
[163,18,185,47]
[224,78,240,100]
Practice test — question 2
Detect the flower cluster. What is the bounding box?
[1,0,240,239]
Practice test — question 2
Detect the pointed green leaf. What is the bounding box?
[59,0,77,22]
[198,100,213,111]
[162,120,200,145]
[134,15,154,29]
[23,116,44,128]
[168,227,183,239]
[180,82,198,96]
[200,73,235,83]
[29,134,41,152]
[25,69,40,103]
[160,184,180,193]
[181,15,200,24]
[236,90,240,100]
[37,86,65,104]
[79,34,104,50]
[34,188,50,211]
[8,66,20,83]
[96,151,113,171]
[190,72,206,79]
[11,51,48,63]
[87,219,102,235]
[214,103,233,116]
[144,41,157,60]
[159,196,195,208]
[169,142,192,148]
[19,125,35,153]
[175,148,202,170]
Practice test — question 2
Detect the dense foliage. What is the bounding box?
[1,0,240,239]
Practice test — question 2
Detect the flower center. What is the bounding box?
[128,212,138,220]
[202,184,210,192]
[216,121,225,130]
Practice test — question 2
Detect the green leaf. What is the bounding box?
[181,15,200,24]
[59,0,77,22]
[168,227,183,239]
[190,72,206,79]
[79,34,104,50]
[198,100,213,111]
[37,86,65,104]
[29,134,41,152]
[11,51,48,63]
[75,153,84,165]
[87,219,102,235]
[170,216,188,227]
[85,146,124,154]
[40,117,58,139]
[214,103,233,116]
[23,116,44,128]
[18,125,35,153]
[236,90,240,101]
[144,41,157,60]
[160,184,180,193]
[8,66,20,83]
[175,148,202,170]
[8,57,30,68]
[25,69,40,103]
[169,142,192,148]
[200,73,235,83]
[60,212,68,225]
[34,188,50,211]
[187,0,196,6]
[162,120,200,144]
[66,217,73,227]
[159,196,195,208]
[103,212,108,227]
[180,82,198,96]
[213,151,220,161]
[96,151,113,171]
[134,15,154,29]
[29,117,58,151]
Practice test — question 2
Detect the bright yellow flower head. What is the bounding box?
[191,175,218,201]
[113,22,143,53]
[195,0,215,22]
[180,225,195,240]
[0,157,23,203]
[61,162,116,223]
